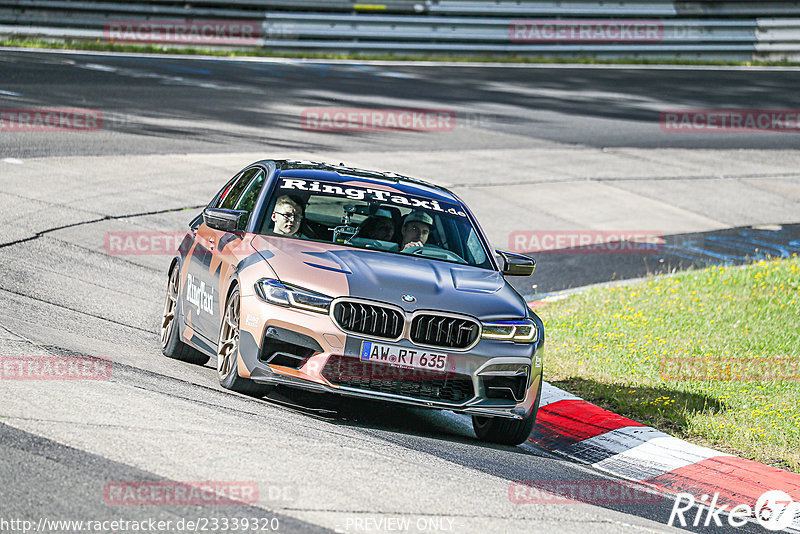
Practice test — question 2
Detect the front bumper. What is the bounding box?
[237,295,544,420]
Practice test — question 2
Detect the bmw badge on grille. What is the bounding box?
[402,294,416,303]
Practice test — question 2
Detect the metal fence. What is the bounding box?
[1,1,798,60]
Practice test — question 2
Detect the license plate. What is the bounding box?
[360,341,447,371]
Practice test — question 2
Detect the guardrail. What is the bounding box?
[428,1,800,17]
[1,1,798,60]
[5,0,800,17]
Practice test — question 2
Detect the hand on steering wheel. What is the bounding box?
[401,244,468,263]
[402,242,426,254]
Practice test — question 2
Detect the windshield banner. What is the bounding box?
[277,178,467,218]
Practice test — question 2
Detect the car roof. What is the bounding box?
[258,159,462,205]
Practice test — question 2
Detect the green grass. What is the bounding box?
[539,256,800,472]
[3,38,800,67]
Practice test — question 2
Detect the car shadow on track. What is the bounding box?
[257,388,762,534]
[261,385,550,455]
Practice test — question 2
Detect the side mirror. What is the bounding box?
[496,250,536,276]
[203,208,247,233]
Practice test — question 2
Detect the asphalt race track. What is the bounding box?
[1,49,799,534]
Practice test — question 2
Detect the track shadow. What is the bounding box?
[512,222,800,298]
[261,386,763,534]
[5,51,800,155]
[546,377,725,437]
[262,385,533,451]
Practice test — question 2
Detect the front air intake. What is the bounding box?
[322,355,474,404]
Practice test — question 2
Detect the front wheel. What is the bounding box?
[472,376,542,446]
[217,287,273,397]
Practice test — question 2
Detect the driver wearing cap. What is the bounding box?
[400,210,433,251]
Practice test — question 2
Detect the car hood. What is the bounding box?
[251,237,529,320]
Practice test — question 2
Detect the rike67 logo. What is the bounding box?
[669,490,800,531]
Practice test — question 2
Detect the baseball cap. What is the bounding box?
[403,210,433,226]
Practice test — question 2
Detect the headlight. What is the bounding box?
[481,319,538,343]
[254,279,332,313]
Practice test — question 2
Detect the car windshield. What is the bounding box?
[259,176,492,268]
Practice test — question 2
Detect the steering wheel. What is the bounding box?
[402,245,467,264]
[299,221,321,240]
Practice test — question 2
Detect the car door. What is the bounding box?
[187,167,261,342]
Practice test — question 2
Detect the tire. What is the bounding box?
[217,287,273,397]
[472,376,542,446]
[161,265,210,365]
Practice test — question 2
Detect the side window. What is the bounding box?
[234,169,266,216]
[214,172,242,208]
[219,168,259,210]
